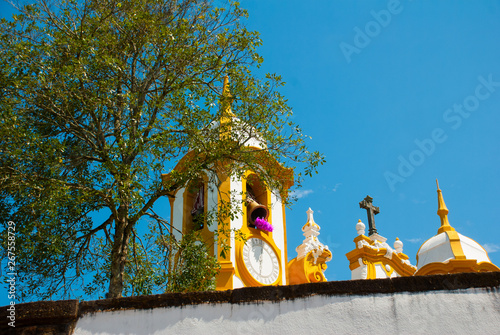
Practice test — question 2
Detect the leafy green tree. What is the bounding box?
[0,0,324,300]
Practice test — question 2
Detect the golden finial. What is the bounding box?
[221,75,234,117]
[436,179,454,234]
[219,75,235,139]
[223,75,230,97]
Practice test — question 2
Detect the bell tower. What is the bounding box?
[162,76,294,289]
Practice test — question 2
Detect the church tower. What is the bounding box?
[161,76,294,290]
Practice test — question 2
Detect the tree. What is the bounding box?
[0,0,324,300]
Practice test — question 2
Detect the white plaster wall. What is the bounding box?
[229,175,244,267]
[270,193,286,284]
[374,263,389,279]
[232,274,244,289]
[374,264,398,279]
[172,187,185,241]
[351,259,367,280]
[206,174,219,234]
[74,288,500,335]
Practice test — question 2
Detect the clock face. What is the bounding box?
[242,237,280,285]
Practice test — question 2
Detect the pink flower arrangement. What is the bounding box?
[255,217,273,232]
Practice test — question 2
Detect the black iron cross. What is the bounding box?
[359,195,379,236]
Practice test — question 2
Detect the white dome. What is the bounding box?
[417,231,491,270]
[414,181,500,275]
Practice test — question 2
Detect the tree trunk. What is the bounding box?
[107,205,132,298]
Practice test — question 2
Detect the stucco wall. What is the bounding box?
[74,287,500,335]
[3,272,500,335]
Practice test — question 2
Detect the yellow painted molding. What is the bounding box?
[288,248,332,285]
[345,245,416,277]
[216,261,235,290]
[217,171,232,263]
[353,235,372,244]
[445,230,466,260]
[415,259,500,276]
[366,262,376,279]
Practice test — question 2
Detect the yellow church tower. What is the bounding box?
[161,76,294,290]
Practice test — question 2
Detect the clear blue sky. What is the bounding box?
[1,0,500,304]
[242,0,500,281]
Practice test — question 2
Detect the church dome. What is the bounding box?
[417,231,492,270]
[415,181,499,276]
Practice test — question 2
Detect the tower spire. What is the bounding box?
[219,75,235,140]
[221,75,235,117]
[436,179,455,234]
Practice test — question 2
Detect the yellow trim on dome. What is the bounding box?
[445,230,466,260]
[416,180,500,273]
[415,259,500,276]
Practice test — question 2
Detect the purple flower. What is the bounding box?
[255,217,273,232]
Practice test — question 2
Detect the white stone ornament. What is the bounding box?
[356,220,366,235]
[394,238,403,254]
[295,208,330,264]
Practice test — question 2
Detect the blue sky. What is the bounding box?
[1,0,500,304]
[241,0,500,281]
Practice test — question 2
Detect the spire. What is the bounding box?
[306,207,315,224]
[221,75,235,117]
[303,207,319,230]
[436,179,455,234]
[219,75,235,140]
[296,208,330,262]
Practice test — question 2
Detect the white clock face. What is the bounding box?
[242,238,280,285]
